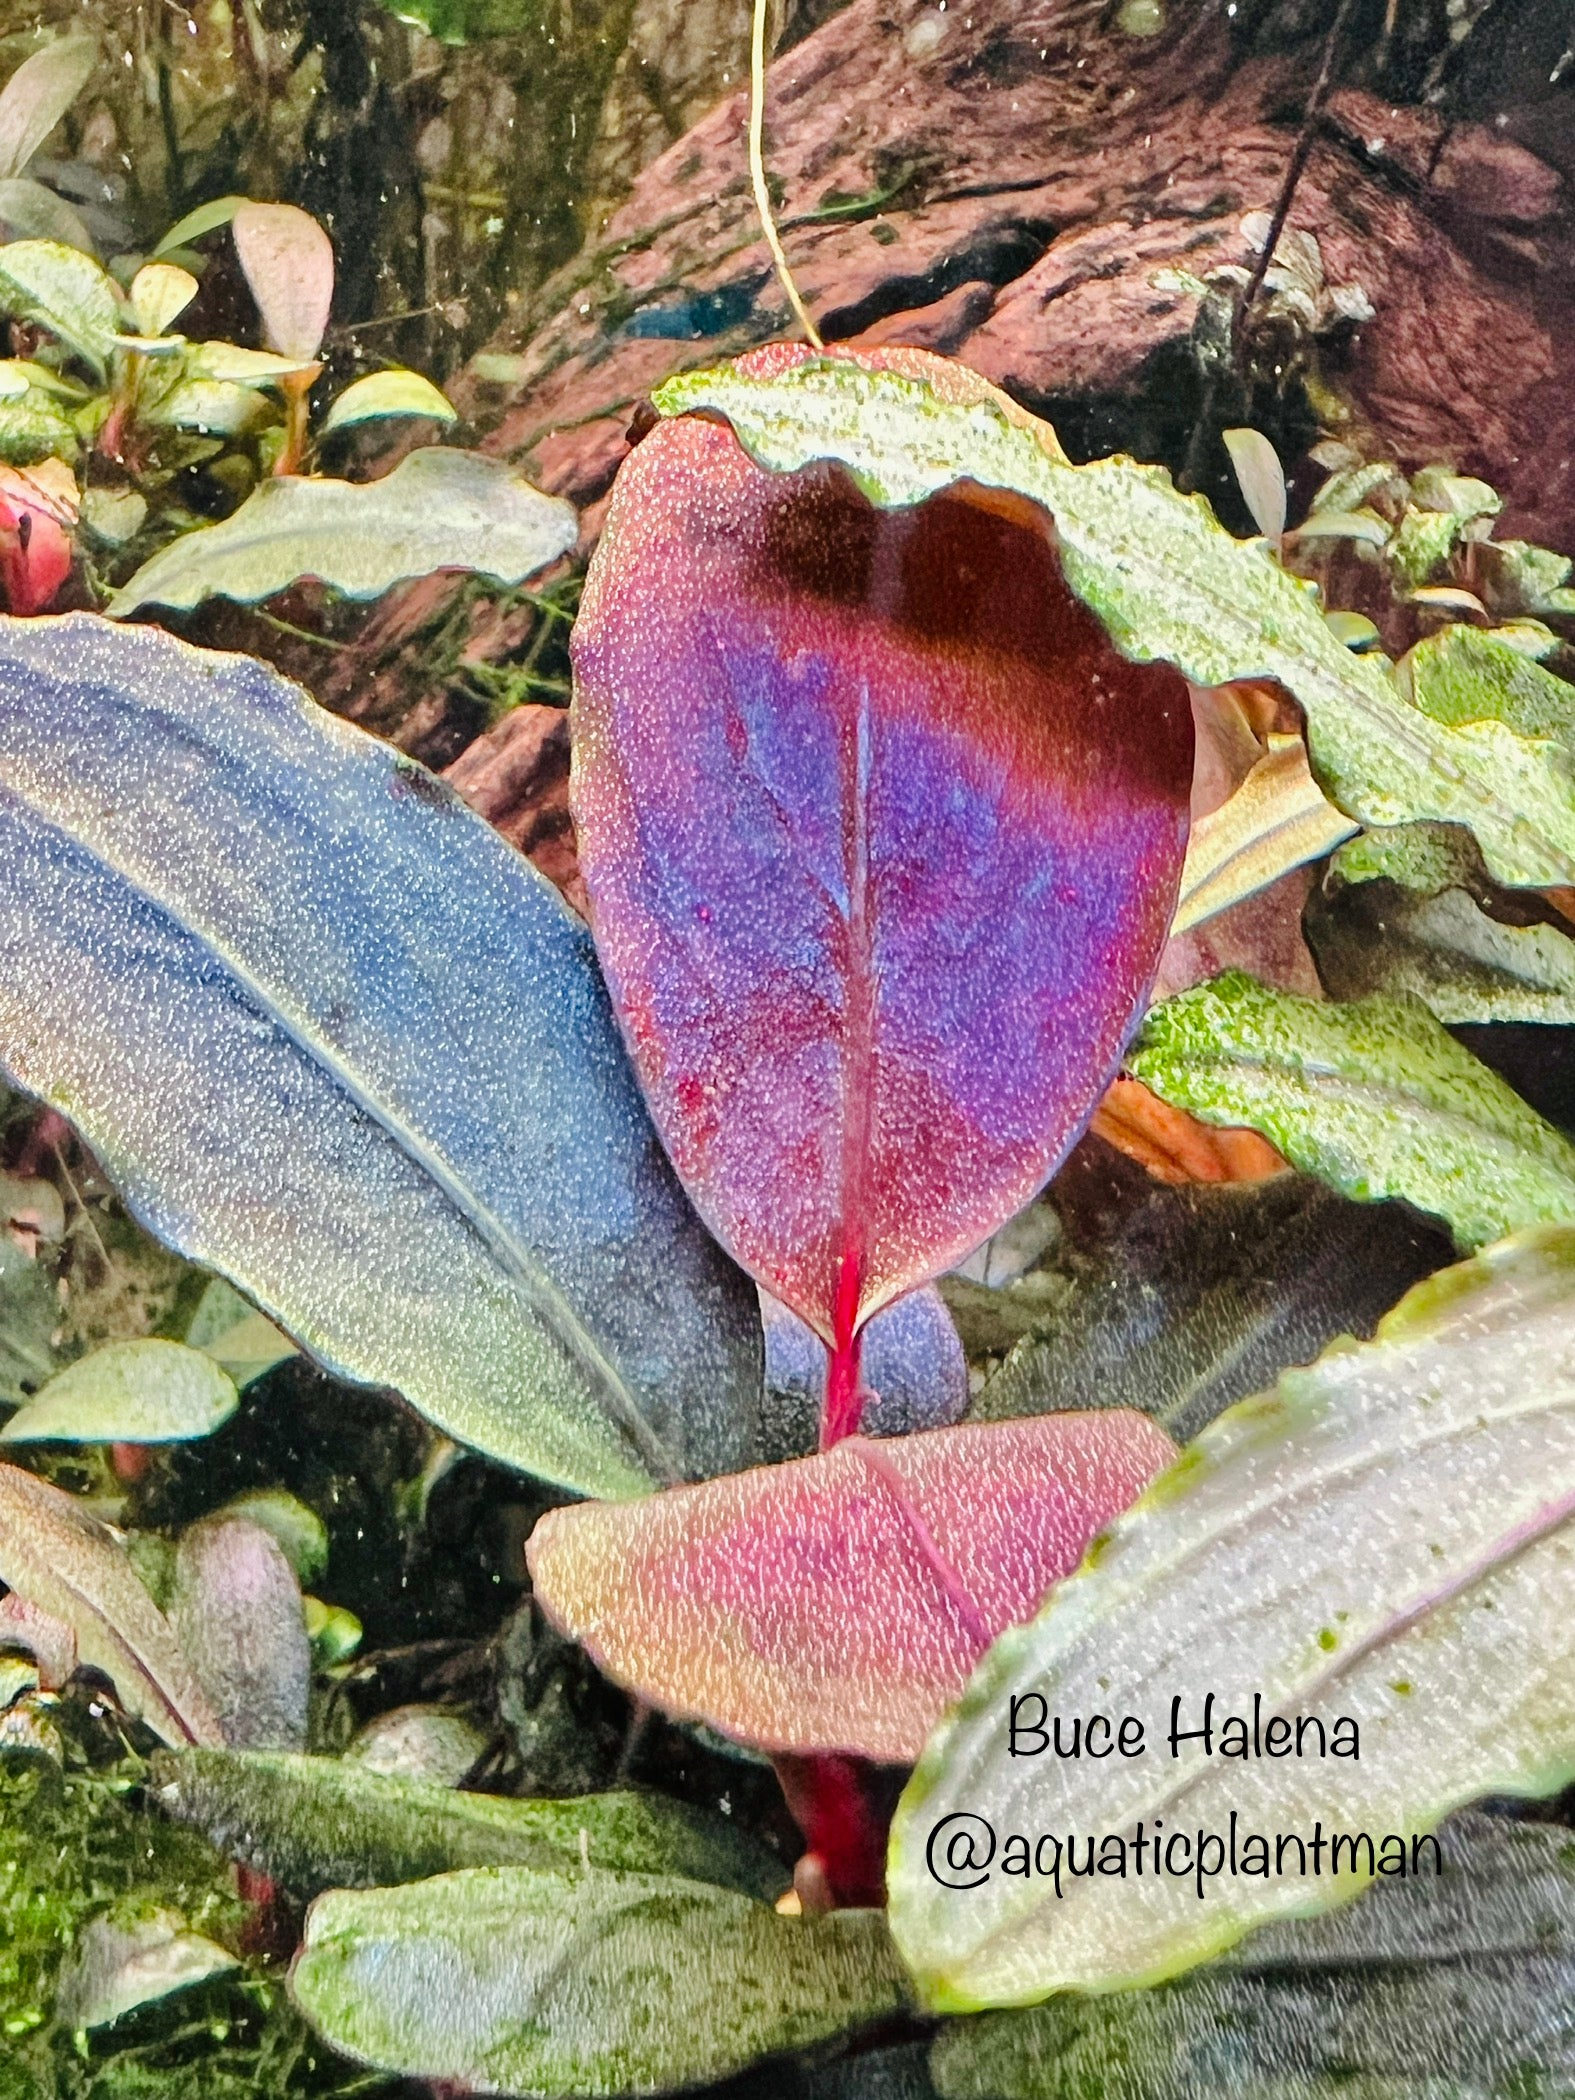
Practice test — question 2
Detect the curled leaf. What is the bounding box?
[321,368,456,434]
[654,352,1575,888]
[0,1458,221,1744]
[1172,733,1356,936]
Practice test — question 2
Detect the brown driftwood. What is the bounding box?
[454,0,1572,548]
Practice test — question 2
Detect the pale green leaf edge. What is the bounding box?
[653,358,1575,890]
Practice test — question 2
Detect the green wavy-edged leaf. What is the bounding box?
[1404,622,1575,742]
[929,1812,1575,2100]
[291,1864,910,2092]
[107,447,576,615]
[887,1230,1575,2008]
[0,612,761,1495]
[1125,970,1575,1248]
[152,1746,789,1902]
[655,355,1575,889]
[1,1338,237,1444]
[0,238,120,376]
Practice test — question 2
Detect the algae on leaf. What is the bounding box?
[291,1863,911,2093]
[1126,971,1575,1248]
[888,1230,1575,2007]
[153,1746,790,1902]
[655,353,1575,889]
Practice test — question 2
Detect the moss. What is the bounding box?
[0,1754,393,2098]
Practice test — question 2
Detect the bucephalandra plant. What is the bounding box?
[0,321,1569,2098]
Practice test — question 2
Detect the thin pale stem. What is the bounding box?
[749,0,822,348]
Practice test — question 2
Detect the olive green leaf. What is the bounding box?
[655,356,1575,888]
[887,1229,1575,2007]
[0,39,97,184]
[108,447,576,615]
[1308,872,1575,1025]
[968,1174,1447,1445]
[1125,971,1575,1248]
[321,368,456,434]
[152,1746,789,1903]
[0,1460,222,1745]
[291,1864,910,2092]
[929,1812,1574,2100]
[1403,622,1575,741]
[1,1338,237,1445]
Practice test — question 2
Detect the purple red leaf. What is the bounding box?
[570,345,1193,1439]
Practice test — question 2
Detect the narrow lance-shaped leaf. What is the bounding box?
[291,1865,911,2095]
[0,1458,222,1745]
[0,39,97,183]
[528,1413,1176,1762]
[654,350,1575,890]
[108,448,577,616]
[1125,971,1575,1249]
[152,1746,789,1902]
[0,612,762,1496]
[887,1228,1575,2008]
[574,343,1194,1433]
[930,1812,1575,2100]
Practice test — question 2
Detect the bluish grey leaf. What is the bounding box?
[760,1284,968,1457]
[0,612,762,1496]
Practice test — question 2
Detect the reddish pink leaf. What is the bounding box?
[526,1412,1176,1763]
[570,346,1193,1437]
[0,459,76,613]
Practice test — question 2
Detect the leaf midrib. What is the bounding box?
[0,763,672,1482]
